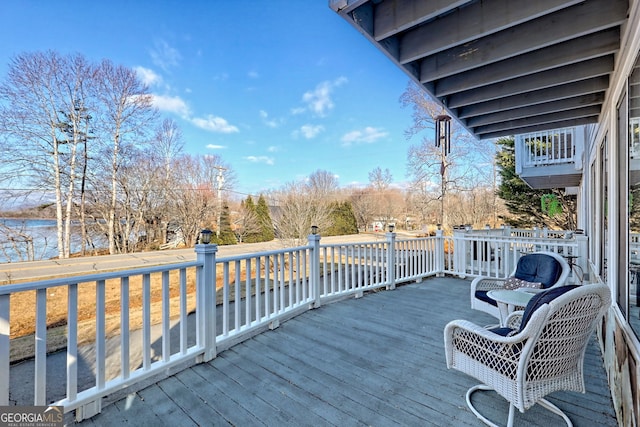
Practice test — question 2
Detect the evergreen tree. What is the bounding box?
[244,194,274,243]
[256,195,275,241]
[213,203,237,245]
[496,137,576,229]
[325,201,359,236]
[241,195,263,243]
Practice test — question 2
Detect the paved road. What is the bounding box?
[0,233,392,285]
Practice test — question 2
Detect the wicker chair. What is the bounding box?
[470,251,570,320]
[445,283,610,427]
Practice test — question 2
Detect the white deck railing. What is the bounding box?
[0,230,583,421]
[515,127,585,174]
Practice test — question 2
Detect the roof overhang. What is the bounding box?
[330,0,628,140]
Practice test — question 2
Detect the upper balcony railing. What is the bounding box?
[516,127,577,168]
[0,229,586,422]
[514,127,585,189]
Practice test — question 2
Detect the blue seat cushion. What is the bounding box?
[518,285,579,332]
[475,290,498,306]
[514,254,563,288]
[488,327,515,336]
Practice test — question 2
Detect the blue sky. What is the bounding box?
[0,1,420,197]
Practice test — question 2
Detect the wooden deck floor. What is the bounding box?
[75,277,617,426]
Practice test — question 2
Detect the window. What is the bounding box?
[626,52,640,337]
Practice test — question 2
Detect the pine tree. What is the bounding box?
[325,201,359,236]
[213,203,237,245]
[256,195,275,241]
[496,137,576,229]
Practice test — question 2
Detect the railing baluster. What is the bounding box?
[179,269,187,355]
[162,271,170,362]
[142,274,151,370]
[265,256,271,317]
[235,260,241,330]
[120,278,129,379]
[279,252,284,312]
[245,259,252,327]
[223,263,229,335]
[67,283,79,401]
[319,248,325,297]
[302,250,308,301]
[0,294,10,405]
[330,247,336,294]
[353,245,358,290]
[287,253,293,307]
[34,288,47,405]
[96,280,106,390]
[256,257,262,321]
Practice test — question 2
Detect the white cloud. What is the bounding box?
[206,144,226,150]
[152,94,190,117]
[135,66,162,87]
[150,39,181,71]
[245,155,274,165]
[248,70,259,79]
[299,124,324,139]
[259,110,280,128]
[152,94,239,135]
[301,76,348,117]
[267,145,279,152]
[191,115,239,133]
[341,126,389,145]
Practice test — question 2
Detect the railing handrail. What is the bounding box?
[0,261,201,295]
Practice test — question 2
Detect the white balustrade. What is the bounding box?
[0,229,585,421]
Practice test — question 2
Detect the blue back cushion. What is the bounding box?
[518,285,578,332]
[514,254,562,288]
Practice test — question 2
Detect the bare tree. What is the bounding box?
[400,81,495,229]
[155,118,184,180]
[306,169,339,200]
[348,187,376,231]
[95,59,158,254]
[0,51,96,258]
[166,154,236,246]
[272,178,333,246]
[368,167,392,191]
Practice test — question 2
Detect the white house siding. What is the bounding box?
[586,1,640,423]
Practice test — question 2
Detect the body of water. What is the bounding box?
[0,218,105,263]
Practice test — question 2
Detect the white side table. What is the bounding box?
[487,289,534,327]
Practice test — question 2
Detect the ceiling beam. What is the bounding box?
[478,117,598,139]
[464,93,605,127]
[474,106,601,135]
[399,0,582,63]
[373,0,470,40]
[446,56,613,108]
[433,28,619,96]
[456,76,610,118]
[417,0,627,81]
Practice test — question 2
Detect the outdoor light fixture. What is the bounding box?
[388,224,395,232]
[200,229,212,244]
[311,225,319,235]
[437,223,442,230]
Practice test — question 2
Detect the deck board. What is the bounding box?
[75,277,618,426]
